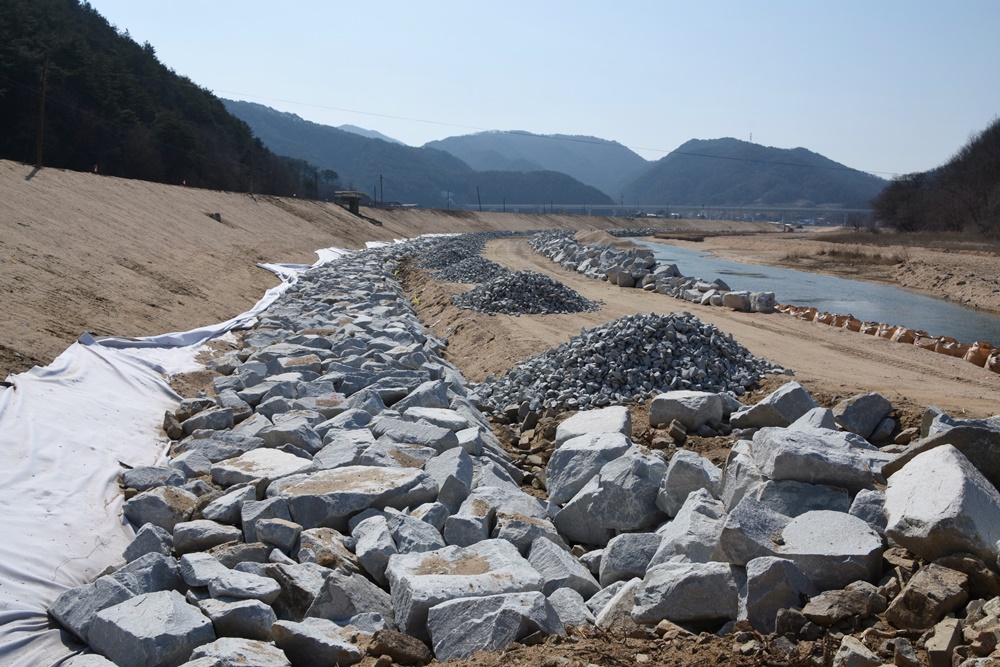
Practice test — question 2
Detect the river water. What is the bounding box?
[638,241,1000,345]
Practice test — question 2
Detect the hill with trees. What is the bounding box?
[425,131,649,198]
[872,117,1000,233]
[622,138,886,208]
[0,0,315,196]
[223,100,613,208]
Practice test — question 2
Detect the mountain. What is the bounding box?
[622,138,886,208]
[224,100,613,208]
[425,131,649,198]
[0,0,311,195]
[338,124,405,145]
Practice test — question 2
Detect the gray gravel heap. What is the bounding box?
[475,311,781,413]
[434,256,511,284]
[451,270,600,315]
[415,231,529,271]
[529,231,775,313]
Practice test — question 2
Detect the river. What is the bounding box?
[638,241,1000,345]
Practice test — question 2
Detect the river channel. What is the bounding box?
[639,241,1000,345]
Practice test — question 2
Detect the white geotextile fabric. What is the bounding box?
[0,249,348,666]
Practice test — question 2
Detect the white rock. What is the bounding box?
[777,510,883,591]
[528,537,600,597]
[649,488,727,567]
[187,637,291,666]
[547,588,595,629]
[272,618,363,666]
[211,449,316,488]
[751,427,874,493]
[730,381,819,429]
[632,562,741,625]
[545,432,632,506]
[741,557,817,633]
[555,406,632,446]
[600,532,662,587]
[885,445,1000,564]
[657,449,722,517]
[385,539,544,641]
[649,391,723,430]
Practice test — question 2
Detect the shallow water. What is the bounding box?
[639,241,1000,345]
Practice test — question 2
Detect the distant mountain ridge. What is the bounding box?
[338,124,405,145]
[224,100,613,208]
[624,138,886,208]
[425,131,649,198]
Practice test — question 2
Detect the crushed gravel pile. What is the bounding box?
[475,311,782,412]
[434,256,512,284]
[451,270,601,316]
[415,231,530,270]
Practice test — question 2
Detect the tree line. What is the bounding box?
[873,117,1000,234]
[0,0,333,196]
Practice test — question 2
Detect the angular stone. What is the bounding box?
[369,417,458,451]
[261,562,330,622]
[48,575,134,643]
[649,391,723,430]
[427,592,564,661]
[202,486,257,526]
[124,523,174,562]
[122,466,186,492]
[359,440,437,469]
[367,628,433,666]
[632,562,741,625]
[833,393,893,440]
[88,591,216,667]
[554,446,667,546]
[718,441,765,511]
[789,407,838,432]
[754,479,851,518]
[443,486,548,548]
[743,557,816,633]
[715,496,789,566]
[555,406,632,446]
[110,552,182,596]
[267,466,438,532]
[649,488,727,567]
[211,449,316,488]
[272,618,363,666]
[182,407,235,437]
[884,425,1000,493]
[297,527,360,573]
[187,637,290,666]
[196,598,278,641]
[528,537,600,597]
[385,539,544,641]
[884,563,969,630]
[351,515,397,585]
[545,432,632,507]
[547,588,595,629]
[123,486,199,532]
[802,589,875,626]
[242,498,292,544]
[313,428,373,470]
[384,507,445,554]
[885,445,1000,563]
[751,427,875,493]
[173,519,243,555]
[833,635,881,667]
[600,532,662,587]
[255,518,302,553]
[730,381,819,429]
[925,617,963,667]
[422,447,473,514]
[304,569,393,623]
[657,449,721,517]
[777,511,883,592]
[849,488,887,535]
[403,407,470,431]
[492,510,566,555]
[257,420,324,455]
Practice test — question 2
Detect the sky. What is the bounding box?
[86,0,1000,178]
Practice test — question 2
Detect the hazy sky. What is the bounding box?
[86,0,999,177]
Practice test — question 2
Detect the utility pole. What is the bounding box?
[379,174,383,207]
[503,196,505,213]
[248,134,254,196]
[373,182,377,207]
[477,186,482,212]
[35,53,49,168]
[446,191,450,211]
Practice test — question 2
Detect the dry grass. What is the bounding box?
[821,230,1000,254]
[817,246,910,265]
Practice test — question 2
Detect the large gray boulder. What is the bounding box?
[730,381,819,429]
[351,514,397,585]
[421,446,474,514]
[657,449,721,517]
[173,519,243,555]
[753,479,851,518]
[545,432,632,506]
[649,391,723,430]
[123,486,199,532]
[196,598,278,641]
[547,588,595,629]
[555,406,632,446]
[718,440,765,511]
[211,449,316,488]
[427,592,564,661]
[714,496,789,566]
[885,445,1000,564]
[385,539,544,641]
[187,637,290,667]
[88,590,216,667]
[751,427,874,493]
[741,557,817,633]
[266,466,438,531]
[304,570,393,623]
[554,446,667,546]
[48,576,134,643]
[632,562,741,625]
[527,537,600,597]
[648,488,727,567]
[600,532,662,587]
[777,511,883,591]
[883,425,1000,492]
[832,392,893,440]
[272,618,364,666]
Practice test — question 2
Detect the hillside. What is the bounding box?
[223,100,613,208]
[623,138,887,207]
[338,124,405,144]
[425,131,649,197]
[0,0,309,195]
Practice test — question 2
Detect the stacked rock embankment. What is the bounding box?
[529,231,777,314]
[45,233,1000,667]
[475,312,782,413]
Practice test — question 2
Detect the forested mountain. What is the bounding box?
[224,100,613,208]
[0,0,312,195]
[873,117,1000,233]
[425,131,649,198]
[622,138,886,208]
[338,124,404,145]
